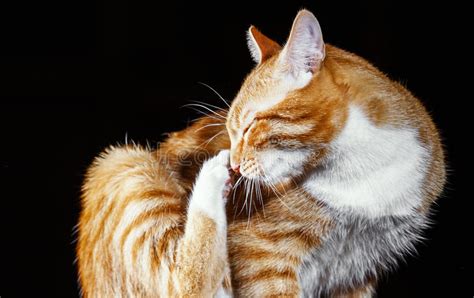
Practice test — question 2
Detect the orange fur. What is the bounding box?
[77,10,445,297]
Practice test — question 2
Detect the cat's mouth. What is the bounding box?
[234,161,286,188]
[239,160,263,179]
[229,165,295,209]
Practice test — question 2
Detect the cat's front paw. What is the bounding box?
[188,150,231,223]
[199,150,231,197]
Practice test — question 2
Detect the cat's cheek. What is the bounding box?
[259,148,311,183]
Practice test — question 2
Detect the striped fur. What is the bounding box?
[77,10,445,297]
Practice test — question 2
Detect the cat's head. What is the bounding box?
[226,10,347,185]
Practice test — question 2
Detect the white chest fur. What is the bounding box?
[304,105,430,218]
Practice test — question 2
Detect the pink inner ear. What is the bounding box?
[282,10,325,74]
[250,26,281,63]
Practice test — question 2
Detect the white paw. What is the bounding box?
[188,150,230,224]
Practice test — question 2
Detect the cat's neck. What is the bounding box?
[303,104,430,218]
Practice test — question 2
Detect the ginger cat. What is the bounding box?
[77,10,445,297]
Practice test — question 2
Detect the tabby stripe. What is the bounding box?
[84,193,119,272]
[156,227,183,296]
[229,229,304,257]
[238,267,297,284]
[130,224,182,271]
[109,190,179,250]
[150,225,183,271]
[141,188,177,200]
[87,178,163,266]
[253,228,315,249]
[123,219,176,297]
[130,227,153,266]
[255,113,314,123]
[87,155,150,234]
[118,203,182,251]
[231,252,299,279]
[230,248,300,265]
[122,220,161,278]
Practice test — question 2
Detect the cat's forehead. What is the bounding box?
[229,69,296,131]
[231,85,287,131]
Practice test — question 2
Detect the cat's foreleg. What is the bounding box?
[173,150,232,297]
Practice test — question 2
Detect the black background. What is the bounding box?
[1,0,470,297]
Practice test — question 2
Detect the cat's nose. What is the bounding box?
[231,164,240,174]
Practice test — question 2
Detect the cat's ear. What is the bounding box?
[247,26,281,64]
[279,10,325,82]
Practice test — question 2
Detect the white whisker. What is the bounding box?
[261,167,294,212]
[269,181,293,212]
[198,82,231,108]
[202,131,226,147]
[186,107,223,121]
[257,180,265,218]
[190,100,228,112]
[239,179,250,216]
[247,179,255,227]
[232,176,243,205]
[183,103,227,119]
[194,123,225,133]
